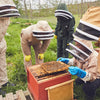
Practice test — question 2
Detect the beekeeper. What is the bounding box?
[57,7,100,100]
[0,0,20,95]
[21,20,54,71]
[54,3,75,58]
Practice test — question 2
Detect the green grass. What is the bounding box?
[3,16,100,99]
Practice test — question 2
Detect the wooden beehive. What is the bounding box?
[27,61,73,100]
[46,79,74,100]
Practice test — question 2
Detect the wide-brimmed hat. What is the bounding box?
[74,6,100,41]
[66,39,92,61]
[32,20,54,40]
[55,3,73,20]
[0,0,20,17]
[55,10,73,20]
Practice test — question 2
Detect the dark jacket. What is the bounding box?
[55,3,75,43]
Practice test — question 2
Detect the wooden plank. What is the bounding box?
[38,73,68,83]
[5,93,14,100]
[0,95,3,100]
[46,79,74,100]
[45,79,74,90]
[16,90,26,100]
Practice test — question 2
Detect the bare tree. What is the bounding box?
[29,0,33,19]
[81,0,83,17]
[24,0,28,18]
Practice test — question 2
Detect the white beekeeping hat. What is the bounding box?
[0,0,20,17]
[74,6,100,41]
[32,20,54,40]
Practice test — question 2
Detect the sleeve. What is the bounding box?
[81,72,91,82]
[21,32,31,56]
[68,57,75,65]
[0,33,5,42]
[55,19,60,36]
[82,51,98,82]
[38,40,51,54]
[67,17,75,42]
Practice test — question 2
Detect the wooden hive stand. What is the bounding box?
[0,89,34,100]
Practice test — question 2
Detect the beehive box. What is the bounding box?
[27,63,72,100]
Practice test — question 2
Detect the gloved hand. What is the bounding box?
[25,55,31,62]
[54,35,57,39]
[68,66,86,78]
[38,53,44,60]
[57,57,69,64]
[67,43,69,46]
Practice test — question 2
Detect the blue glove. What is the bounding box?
[57,57,69,64]
[68,66,86,78]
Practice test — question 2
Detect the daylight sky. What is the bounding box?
[40,0,98,4]
[22,0,98,9]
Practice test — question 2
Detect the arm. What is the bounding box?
[0,33,5,42]
[21,33,32,62]
[57,57,75,65]
[21,25,34,55]
[69,51,98,82]
[37,40,50,60]
[0,18,10,41]
[84,51,98,81]
[57,57,88,81]
[39,40,51,54]
[67,17,75,42]
[55,19,60,36]
[21,33,31,56]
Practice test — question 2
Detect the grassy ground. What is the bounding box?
[3,16,100,100]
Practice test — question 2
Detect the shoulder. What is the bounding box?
[21,25,35,39]
[21,25,35,34]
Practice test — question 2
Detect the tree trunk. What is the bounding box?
[29,0,33,19]
[24,0,28,18]
[81,0,83,17]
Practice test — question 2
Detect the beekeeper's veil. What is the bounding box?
[55,3,73,20]
[66,37,93,62]
[0,0,20,17]
[32,20,54,40]
[74,6,100,41]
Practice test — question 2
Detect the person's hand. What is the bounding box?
[25,55,31,62]
[54,35,57,39]
[38,53,44,60]
[57,57,70,64]
[67,43,69,46]
[68,66,86,78]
